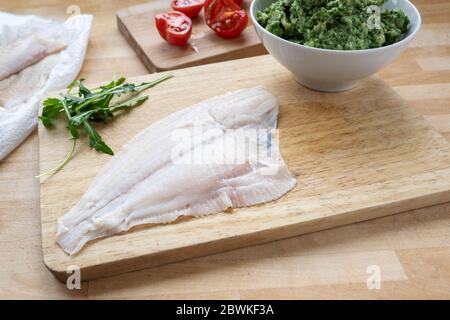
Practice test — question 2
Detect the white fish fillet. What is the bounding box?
[56,86,296,255]
[0,54,59,108]
[0,33,66,81]
[0,13,92,162]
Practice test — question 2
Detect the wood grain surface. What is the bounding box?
[117,0,267,72]
[39,57,450,282]
[1,0,450,299]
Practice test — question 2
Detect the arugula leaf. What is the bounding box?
[67,80,78,93]
[68,123,80,140]
[69,110,97,127]
[83,121,114,155]
[37,74,172,178]
[109,95,149,112]
[77,79,92,97]
[39,98,63,127]
[100,77,126,90]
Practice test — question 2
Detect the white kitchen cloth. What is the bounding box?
[0,12,93,161]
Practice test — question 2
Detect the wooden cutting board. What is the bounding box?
[116,0,266,72]
[39,55,450,282]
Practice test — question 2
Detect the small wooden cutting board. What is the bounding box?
[116,0,267,72]
[39,56,450,282]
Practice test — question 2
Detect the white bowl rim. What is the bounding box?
[250,0,422,54]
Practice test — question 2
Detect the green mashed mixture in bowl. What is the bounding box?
[256,0,410,50]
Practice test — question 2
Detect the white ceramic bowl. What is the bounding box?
[250,0,421,92]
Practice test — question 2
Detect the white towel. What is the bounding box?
[0,12,93,161]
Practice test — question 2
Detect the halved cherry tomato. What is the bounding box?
[205,0,248,39]
[232,0,243,5]
[171,0,206,18]
[155,11,192,46]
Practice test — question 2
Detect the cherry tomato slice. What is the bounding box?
[171,0,206,18]
[205,0,248,39]
[155,11,192,46]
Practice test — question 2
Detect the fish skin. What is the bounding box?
[56,86,297,255]
[0,33,66,81]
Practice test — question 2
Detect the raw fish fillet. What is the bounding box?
[0,33,66,81]
[56,86,296,255]
[0,54,59,108]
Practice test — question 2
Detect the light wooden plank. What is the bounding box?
[417,57,450,71]
[395,83,450,100]
[39,55,450,282]
[410,23,450,48]
[88,250,407,298]
[424,115,450,133]
[0,134,87,299]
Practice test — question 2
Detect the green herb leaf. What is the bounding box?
[40,98,64,127]
[68,124,80,140]
[37,74,172,178]
[77,79,92,97]
[83,121,114,155]
[110,95,149,112]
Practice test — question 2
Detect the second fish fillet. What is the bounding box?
[0,54,59,108]
[0,33,66,81]
[56,86,296,255]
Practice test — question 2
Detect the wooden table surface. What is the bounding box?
[0,0,449,299]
